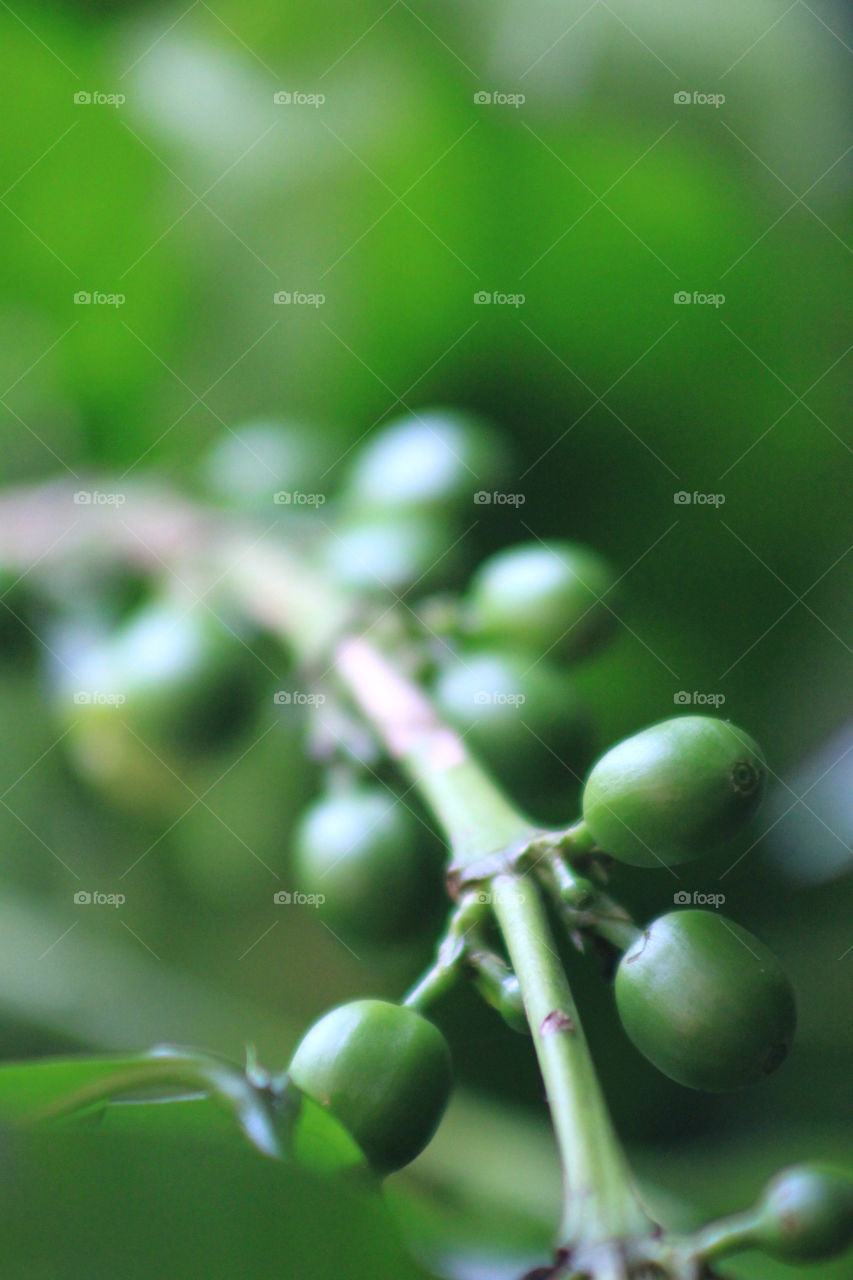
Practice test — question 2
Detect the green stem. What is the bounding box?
[225,538,352,664]
[403,896,484,1011]
[334,635,537,870]
[689,1209,761,1261]
[544,855,642,954]
[558,820,597,857]
[491,873,652,1247]
[468,951,528,1036]
[402,962,458,1012]
[332,637,652,1248]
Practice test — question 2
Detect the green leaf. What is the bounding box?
[0,1126,428,1280]
[0,1055,146,1117]
[0,1048,365,1173]
[96,1092,365,1173]
[293,1094,367,1173]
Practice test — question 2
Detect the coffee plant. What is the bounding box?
[0,411,850,1280]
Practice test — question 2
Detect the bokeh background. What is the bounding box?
[0,1,851,1276]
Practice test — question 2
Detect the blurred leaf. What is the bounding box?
[0,1054,144,1117]
[0,1048,287,1155]
[0,1046,366,1171]
[0,1126,428,1280]
[97,1088,367,1174]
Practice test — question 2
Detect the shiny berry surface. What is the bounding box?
[289,999,452,1174]
[582,716,765,867]
[615,909,796,1092]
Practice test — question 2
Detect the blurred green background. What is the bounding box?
[0,0,852,1276]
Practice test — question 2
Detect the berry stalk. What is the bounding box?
[491,872,652,1248]
[334,634,537,870]
[333,632,652,1249]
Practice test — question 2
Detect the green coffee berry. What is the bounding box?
[753,1164,853,1261]
[432,649,588,784]
[463,541,617,661]
[289,999,452,1173]
[292,785,437,941]
[68,595,259,756]
[321,511,452,593]
[200,419,328,509]
[581,716,765,867]
[344,408,505,511]
[615,910,796,1092]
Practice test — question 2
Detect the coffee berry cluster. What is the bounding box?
[6,409,849,1277]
